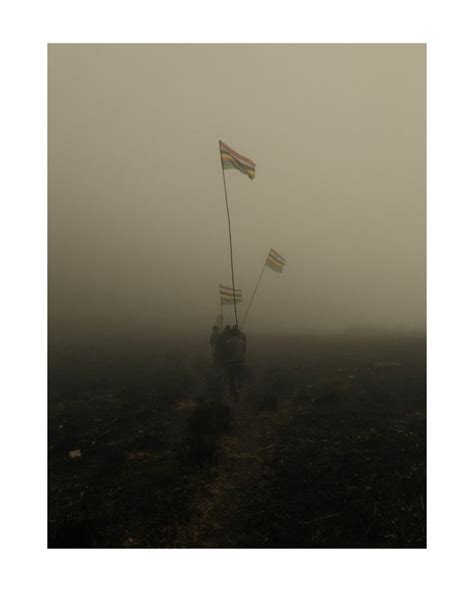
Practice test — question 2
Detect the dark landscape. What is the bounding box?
[48,332,426,548]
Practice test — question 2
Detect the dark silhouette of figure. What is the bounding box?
[223,325,246,402]
[215,325,231,364]
[209,325,220,365]
[232,324,246,346]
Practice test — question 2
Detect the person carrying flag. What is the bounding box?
[209,325,221,365]
[222,325,246,402]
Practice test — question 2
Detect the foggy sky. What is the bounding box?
[48,44,425,337]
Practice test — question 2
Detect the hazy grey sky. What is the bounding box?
[48,44,425,336]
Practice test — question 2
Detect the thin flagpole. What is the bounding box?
[241,259,267,329]
[220,141,238,327]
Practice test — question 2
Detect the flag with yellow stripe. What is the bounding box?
[219,284,243,305]
[266,248,286,273]
[219,140,256,180]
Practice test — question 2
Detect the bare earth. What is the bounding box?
[48,334,426,548]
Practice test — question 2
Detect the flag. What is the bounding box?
[220,284,243,305]
[266,248,286,273]
[219,140,256,180]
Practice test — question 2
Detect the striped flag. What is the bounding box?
[220,284,243,305]
[266,248,286,273]
[219,140,256,180]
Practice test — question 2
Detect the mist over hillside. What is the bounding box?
[48,44,425,341]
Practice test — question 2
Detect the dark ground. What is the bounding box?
[48,332,426,548]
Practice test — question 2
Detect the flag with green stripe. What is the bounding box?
[220,284,243,305]
[219,140,255,180]
[266,248,286,273]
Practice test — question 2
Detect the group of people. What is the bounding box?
[209,324,247,401]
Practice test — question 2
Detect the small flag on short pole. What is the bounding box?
[220,284,243,305]
[241,248,286,328]
[219,140,256,180]
[265,248,286,273]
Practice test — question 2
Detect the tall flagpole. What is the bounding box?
[241,259,267,329]
[220,141,239,327]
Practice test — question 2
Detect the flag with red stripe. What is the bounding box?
[219,284,243,305]
[266,248,286,273]
[219,140,256,180]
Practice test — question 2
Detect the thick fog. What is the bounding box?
[48,44,425,339]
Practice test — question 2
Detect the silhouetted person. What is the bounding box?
[223,325,246,402]
[209,325,220,365]
[213,325,231,369]
[232,324,247,347]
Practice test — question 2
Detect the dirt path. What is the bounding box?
[49,337,426,548]
[175,385,280,547]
